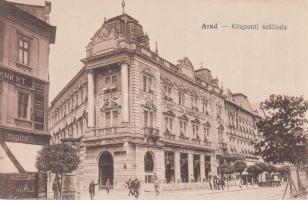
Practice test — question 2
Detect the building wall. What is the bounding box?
[0,2,55,136]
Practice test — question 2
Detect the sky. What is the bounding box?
[16,0,308,104]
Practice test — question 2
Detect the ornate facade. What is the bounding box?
[0,1,56,198]
[48,11,261,194]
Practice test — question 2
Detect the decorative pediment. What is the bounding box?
[217,124,224,130]
[178,114,189,121]
[203,121,211,127]
[163,110,176,117]
[191,118,201,124]
[177,57,194,79]
[87,25,119,48]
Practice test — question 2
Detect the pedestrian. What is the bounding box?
[57,178,62,199]
[216,177,221,190]
[126,178,133,196]
[106,179,111,194]
[154,177,159,196]
[213,176,217,190]
[208,175,213,191]
[221,175,225,190]
[89,180,98,200]
[52,178,59,200]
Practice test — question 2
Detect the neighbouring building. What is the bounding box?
[0,0,56,198]
[223,91,262,166]
[48,8,261,195]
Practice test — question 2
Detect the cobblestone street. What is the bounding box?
[80,185,307,200]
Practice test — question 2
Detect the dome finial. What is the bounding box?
[201,61,203,68]
[155,42,158,54]
[121,0,126,14]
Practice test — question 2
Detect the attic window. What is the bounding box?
[171,66,178,73]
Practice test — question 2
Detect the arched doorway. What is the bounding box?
[98,151,113,188]
[144,151,155,183]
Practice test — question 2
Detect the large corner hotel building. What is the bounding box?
[49,10,262,192]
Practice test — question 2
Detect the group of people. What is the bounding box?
[125,178,141,198]
[52,177,62,200]
[207,175,226,191]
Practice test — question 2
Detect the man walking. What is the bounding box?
[89,180,98,200]
[52,178,59,200]
[106,179,111,194]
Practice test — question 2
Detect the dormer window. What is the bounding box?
[171,65,178,73]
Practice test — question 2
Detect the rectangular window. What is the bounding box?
[111,75,118,83]
[165,117,172,133]
[143,75,153,93]
[105,112,111,127]
[17,92,29,119]
[191,97,198,111]
[178,91,185,106]
[164,85,171,97]
[105,76,111,84]
[113,111,118,120]
[144,111,154,127]
[18,37,30,66]
[202,100,208,113]
[192,124,199,139]
[180,120,187,136]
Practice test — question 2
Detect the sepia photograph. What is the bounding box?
[0,0,307,199]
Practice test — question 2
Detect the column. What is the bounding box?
[121,62,129,122]
[200,154,205,181]
[211,152,217,176]
[87,70,95,127]
[174,152,181,183]
[188,153,194,182]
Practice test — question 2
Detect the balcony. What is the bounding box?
[219,142,227,150]
[163,134,212,148]
[144,127,160,142]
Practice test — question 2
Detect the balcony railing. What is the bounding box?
[219,142,227,149]
[164,133,212,148]
[144,127,160,142]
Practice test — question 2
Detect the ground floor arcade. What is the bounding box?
[75,141,220,194]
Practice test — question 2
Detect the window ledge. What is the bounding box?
[16,62,32,70]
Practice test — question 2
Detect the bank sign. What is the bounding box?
[0,67,32,87]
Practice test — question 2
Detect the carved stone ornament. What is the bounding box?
[143,101,156,111]
[100,101,121,112]
[86,24,120,52]
[142,68,155,78]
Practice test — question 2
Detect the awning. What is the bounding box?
[5,142,43,172]
[0,143,19,173]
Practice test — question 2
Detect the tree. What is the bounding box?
[277,165,290,181]
[255,95,308,165]
[220,162,234,190]
[36,143,80,181]
[233,160,247,185]
[233,160,247,175]
[246,164,261,184]
[220,163,234,175]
